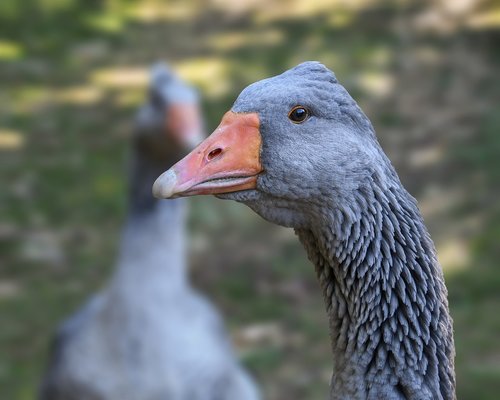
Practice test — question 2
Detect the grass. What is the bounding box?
[1,1,500,399]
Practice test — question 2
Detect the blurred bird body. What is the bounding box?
[153,62,456,400]
[40,65,259,400]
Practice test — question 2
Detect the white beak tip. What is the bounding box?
[152,169,178,199]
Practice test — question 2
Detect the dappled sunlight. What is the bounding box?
[437,238,471,272]
[414,0,500,33]
[5,83,107,113]
[419,184,483,273]
[83,13,126,34]
[408,146,443,168]
[234,322,287,353]
[467,8,500,29]
[419,186,463,221]
[0,128,24,150]
[327,9,356,28]
[90,66,149,88]
[225,0,380,24]
[355,70,394,97]
[206,29,284,52]
[55,85,105,106]
[175,57,232,99]
[0,39,24,61]
[350,47,394,87]
[125,0,200,22]
[7,85,51,114]
[369,46,392,68]
[305,48,342,72]
[440,0,478,16]
[114,89,146,108]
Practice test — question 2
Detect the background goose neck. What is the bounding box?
[112,197,188,294]
[110,141,190,294]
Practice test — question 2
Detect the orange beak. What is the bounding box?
[152,111,262,198]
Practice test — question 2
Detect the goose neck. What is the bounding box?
[295,183,455,399]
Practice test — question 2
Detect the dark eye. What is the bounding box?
[288,106,309,123]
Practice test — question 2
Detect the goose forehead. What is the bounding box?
[231,62,342,112]
[233,76,338,114]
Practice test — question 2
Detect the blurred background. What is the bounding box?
[0,0,499,399]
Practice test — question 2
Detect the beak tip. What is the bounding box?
[152,169,178,199]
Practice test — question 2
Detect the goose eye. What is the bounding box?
[288,106,309,123]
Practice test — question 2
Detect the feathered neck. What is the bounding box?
[110,149,188,294]
[295,174,455,400]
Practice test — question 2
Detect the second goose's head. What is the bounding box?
[135,63,205,164]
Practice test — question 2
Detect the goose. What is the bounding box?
[40,64,260,400]
[152,62,456,400]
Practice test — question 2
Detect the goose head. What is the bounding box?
[135,63,205,163]
[153,61,394,228]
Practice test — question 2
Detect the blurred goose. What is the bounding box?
[40,64,260,400]
[153,62,456,400]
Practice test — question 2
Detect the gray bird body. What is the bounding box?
[155,61,456,399]
[39,65,260,400]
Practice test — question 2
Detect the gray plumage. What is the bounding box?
[214,62,456,399]
[39,65,260,400]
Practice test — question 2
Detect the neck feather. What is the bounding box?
[112,199,188,293]
[111,148,189,294]
[296,177,455,399]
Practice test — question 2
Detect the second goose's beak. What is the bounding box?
[153,111,262,199]
[166,103,205,149]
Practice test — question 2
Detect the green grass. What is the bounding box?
[1,1,500,399]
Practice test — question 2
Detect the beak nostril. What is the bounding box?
[207,147,223,161]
